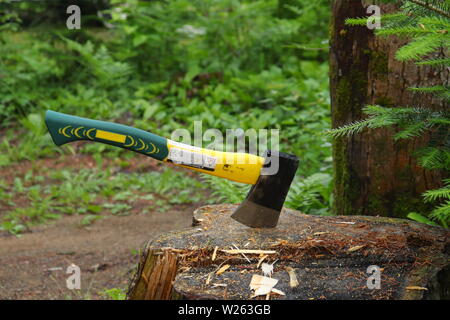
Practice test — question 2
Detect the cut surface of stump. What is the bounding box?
[127,204,450,300]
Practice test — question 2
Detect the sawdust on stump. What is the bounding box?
[127,204,450,300]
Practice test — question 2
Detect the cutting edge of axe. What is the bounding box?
[45,110,299,228]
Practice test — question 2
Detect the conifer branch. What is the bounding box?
[408,0,450,19]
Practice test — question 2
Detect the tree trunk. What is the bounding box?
[127,205,450,300]
[330,1,448,217]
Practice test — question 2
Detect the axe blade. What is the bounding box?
[231,151,299,228]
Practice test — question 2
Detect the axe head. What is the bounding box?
[231,151,299,228]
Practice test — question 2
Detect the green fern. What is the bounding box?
[416,57,450,66]
[284,173,333,215]
[423,179,450,227]
[428,201,450,227]
[201,172,333,215]
[200,174,250,204]
[423,179,450,201]
[395,34,444,61]
[416,146,449,169]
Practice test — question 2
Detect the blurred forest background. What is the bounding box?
[0,0,332,236]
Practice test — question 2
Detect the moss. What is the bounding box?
[369,50,389,76]
[332,68,368,216]
[332,137,350,215]
[365,191,434,219]
[374,96,395,107]
[336,78,352,115]
[366,216,410,225]
[367,195,386,215]
[329,16,335,41]
[392,192,433,219]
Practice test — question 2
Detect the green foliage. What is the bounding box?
[1,0,109,27]
[107,0,329,79]
[423,179,450,228]
[0,113,59,165]
[0,0,333,223]
[0,167,206,235]
[201,174,251,204]
[407,212,439,226]
[335,0,449,227]
[203,172,333,215]
[284,173,333,215]
[98,288,126,300]
[0,30,134,124]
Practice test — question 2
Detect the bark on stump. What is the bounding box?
[127,204,450,300]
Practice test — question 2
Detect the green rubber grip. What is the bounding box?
[45,110,169,161]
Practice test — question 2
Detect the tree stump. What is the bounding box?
[127,204,449,300]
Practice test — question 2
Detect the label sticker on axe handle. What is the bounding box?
[168,147,217,171]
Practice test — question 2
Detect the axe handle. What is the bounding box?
[45,110,264,185]
[46,110,169,160]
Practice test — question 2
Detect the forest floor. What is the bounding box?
[0,153,207,299]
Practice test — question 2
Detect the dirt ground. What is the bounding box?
[0,204,195,299]
[0,152,205,300]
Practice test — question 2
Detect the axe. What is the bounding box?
[45,110,298,228]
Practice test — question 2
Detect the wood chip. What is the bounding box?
[335,221,356,225]
[256,255,268,268]
[271,288,286,296]
[285,267,299,288]
[347,245,366,252]
[216,264,230,275]
[313,231,329,236]
[406,286,428,291]
[232,243,251,263]
[206,273,212,285]
[261,263,274,277]
[249,275,278,297]
[221,249,277,255]
[46,267,63,272]
[207,259,230,284]
[212,283,227,287]
[211,246,218,261]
